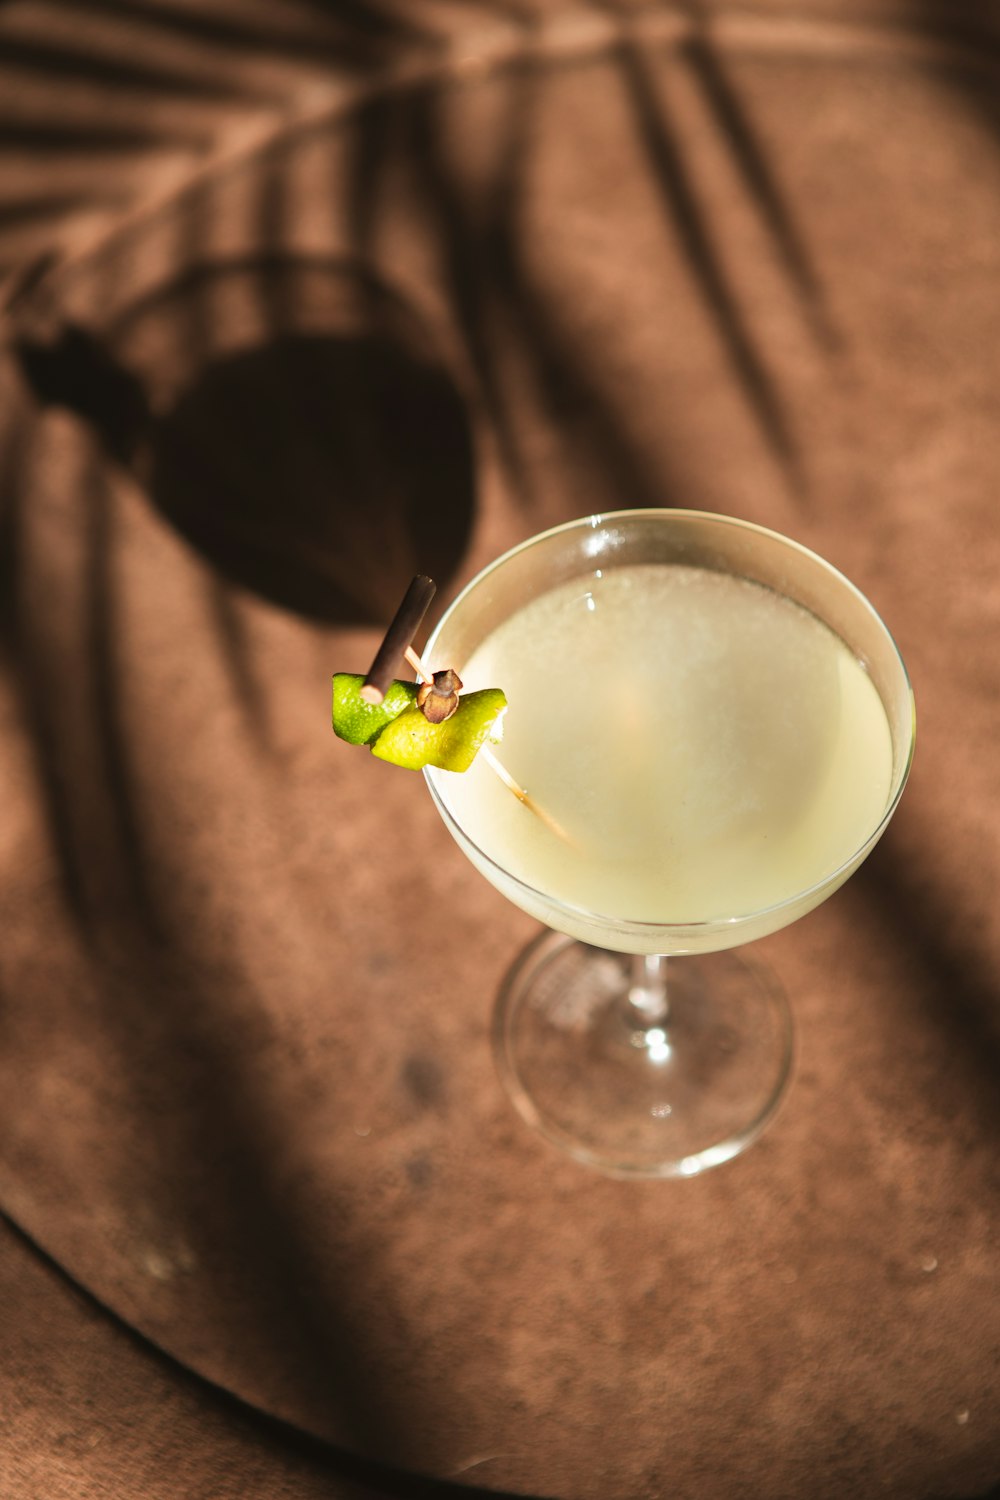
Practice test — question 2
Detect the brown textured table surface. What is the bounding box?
[1,2,999,1497]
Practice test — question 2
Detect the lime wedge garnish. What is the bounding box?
[371,688,507,771]
[332,673,420,745]
[333,671,507,772]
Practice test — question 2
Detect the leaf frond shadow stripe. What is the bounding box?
[611,35,802,480]
[0,120,206,151]
[61,0,427,61]
[286,0,439,48]
[0,34,270,101]
[0,424,92,929]
[82,454,166,945]
[855,846,1000,1120]
[0,194,125,231]
[479,57,670,511]
[204,578,273,756]
[403,86,533,502]
[680,30,840,354]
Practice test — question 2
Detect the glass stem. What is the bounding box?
[626,953,670,1029]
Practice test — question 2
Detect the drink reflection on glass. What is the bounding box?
[422,510,914,1178]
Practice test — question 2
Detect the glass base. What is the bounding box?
[493,932,793,1179]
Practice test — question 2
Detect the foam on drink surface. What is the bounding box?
[432,565,894,930]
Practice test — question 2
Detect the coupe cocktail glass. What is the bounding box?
[424,511,914,1178]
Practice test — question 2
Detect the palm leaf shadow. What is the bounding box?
[80,451,168,944]
[605,23,803,486]
[0,404,478,1466]
[65,0,431,69]
[0,419,168,947]
[679,14,840,354]
[0,31,267,102]
[478,46,682,511]
[0,193,125,233]
[0,416,93,930]
[0,119,208,151]
[911,0,1000,152]
[389,82,535,505]
[371,51,680,514]
[854,844,1000,1109]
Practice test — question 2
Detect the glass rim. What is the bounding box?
[423,507,916,941]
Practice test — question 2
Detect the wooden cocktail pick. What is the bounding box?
[360,574,574,844]
[360,574,437,704]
